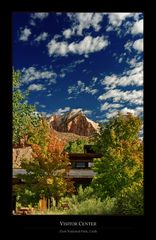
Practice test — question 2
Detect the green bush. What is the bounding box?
[115,181,144,215]
[67,197,117,215]
[61,185,117,215]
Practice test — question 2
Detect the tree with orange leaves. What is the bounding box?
[16,131,75,207]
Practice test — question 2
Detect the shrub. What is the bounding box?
[115,181,144,215]
[66,197,117,215]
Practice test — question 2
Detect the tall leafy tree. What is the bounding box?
[13,69,39,145]
[91,112,143,199]
[15,132,75,206]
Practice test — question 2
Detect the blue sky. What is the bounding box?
[13,12,143,123]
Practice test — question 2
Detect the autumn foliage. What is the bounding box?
[15,129,75,206]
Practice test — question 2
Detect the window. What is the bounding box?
[75,162,87,168]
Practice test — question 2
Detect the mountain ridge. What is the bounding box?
[48,109,99,137]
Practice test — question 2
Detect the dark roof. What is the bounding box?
[69,153,102,160]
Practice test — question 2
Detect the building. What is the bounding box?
[12,145,102,211]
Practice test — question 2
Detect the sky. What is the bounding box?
[13,12,143,123]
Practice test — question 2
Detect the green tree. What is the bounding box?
[13,69,39,145]
[27,117,50,148]
[91,112,143,199]
[64,138,89,153]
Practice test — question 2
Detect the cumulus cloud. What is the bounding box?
[68,80,98,96]
[47,35,109,56]
[19,27,31,41]
[133,38,143,52]
[98,89,143,105]
[101,61,143,89]
[104,105,143,119]
[30,12,49,26]
[63,29,73,39]
[55,107,71,115]
[31,12,49,20]
[66,13,104,36]
[83,110,93,116]
[107,13,133,27]
[105,109,119,119]
[106,13,143,36]
[124,38,143,53]
[120,106,143,116]
[28,84,46,91]
[55,107,93,117]
[21,66,57,83]
[131,19,143,35]
[100,102,122,112]
[34,32,48,42]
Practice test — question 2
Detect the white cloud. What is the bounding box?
[39,112,52,118]
[100,102,122,112]
[124,40,133,52]
[60,73,66,78]
[68,80,98,96]
[31,12,49,20]
[55,107,93,117]
[47,35,109,56]
[101,61,143,89]
[21,66,57,83]
[98,89,143,105]
[19,27,31,41]
[105,109,119,119]
[34,32,48,42]
[28,84,46,91]
[60,59,85,76]
[92,77,98,83]
[121,106,143,116]
[47,93,52,97]
[133,38,143,52]
[131,19,143,35]
[30,12,49,26]
[107,13,133,27]
[34,101,40,105]
[40,104,46,108]
[83,110,93,116]
[125,39,143,53]
[66,13,104,37]
[127,58,137,67]
[106,13,143,36]
[105,105,143,119]
[63,29,73,39]
[55,107,71,115]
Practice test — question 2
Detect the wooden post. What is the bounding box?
[39,197,47,211]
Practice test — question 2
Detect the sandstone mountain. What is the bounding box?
[48,109,99,137]
[13,110,99,168]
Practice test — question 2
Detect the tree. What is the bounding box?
[91,112,143,199]
[13,69,39,146]
[27,117,50,148]
[15,133,75,207]
[64,138,89,153]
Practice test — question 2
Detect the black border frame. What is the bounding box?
[0,0,152,236]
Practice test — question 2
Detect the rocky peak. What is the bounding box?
[49,109,99,136]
